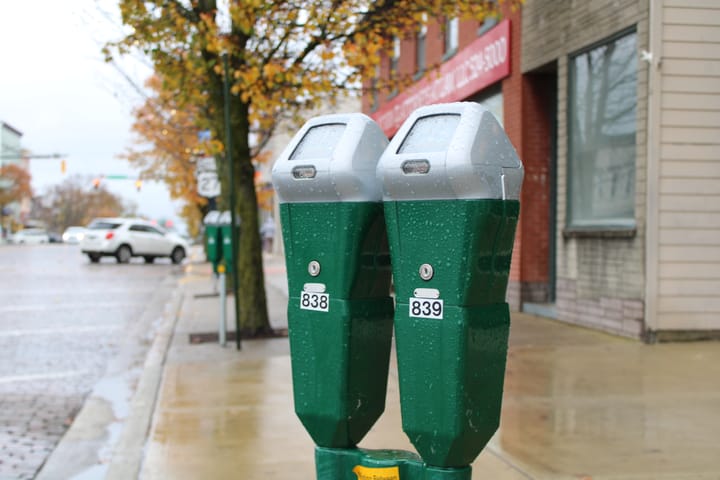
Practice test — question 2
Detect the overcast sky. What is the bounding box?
[0,1,186,231]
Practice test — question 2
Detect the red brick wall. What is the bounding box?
[365,16,492,115]
[520,75,552,285]
[502,6,552,303]
[502,7,523,287]
[426,21,443,66]
[362,6,553,307]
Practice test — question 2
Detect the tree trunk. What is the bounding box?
[231,100,271,334]
[202,34,271,335]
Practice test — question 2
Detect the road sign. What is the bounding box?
[197,171,221,197]
[196,156,216,173]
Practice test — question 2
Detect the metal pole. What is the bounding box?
[222,53,241,350]
[218,267,227,347]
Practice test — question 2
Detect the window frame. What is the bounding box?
[388,36,401,100]
[443,17,459,61]
[477,2,498,37]
[415,15,428,77]
[565,28,639,234]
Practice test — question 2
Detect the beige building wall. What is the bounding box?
[646,0,720,333]
[522,0,650,338]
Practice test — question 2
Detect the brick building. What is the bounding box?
[363,1,720,340]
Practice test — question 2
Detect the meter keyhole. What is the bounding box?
[308,260,321,277]
[419,263,434,281]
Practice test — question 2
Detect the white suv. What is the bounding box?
[81,217,188,264]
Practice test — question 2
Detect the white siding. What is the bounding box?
[653,0,720,330]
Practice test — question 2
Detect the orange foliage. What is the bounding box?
[0,163,32,209]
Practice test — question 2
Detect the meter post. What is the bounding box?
[377,102,524,472]
[203,211,222,278]
[271,114,394,474]
[217,263,227,347]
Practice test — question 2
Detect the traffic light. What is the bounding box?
[135,180,142,192]
[92,178,101,190]
[60,159,66,174]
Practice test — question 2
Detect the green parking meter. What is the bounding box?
[218,211,238,288]
[377,103,524,470]
[203,211,221,273]
[271,114,394,453]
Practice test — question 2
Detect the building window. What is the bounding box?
[469,85,503,125]
[370,63,380,112]
[444,18,458,59]
[416,15,427,75]
[388,36,400,99]
[477,2,498,36]
[391,36,400,76]
[567,30,637,229]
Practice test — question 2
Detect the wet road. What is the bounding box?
[0,243,181,479]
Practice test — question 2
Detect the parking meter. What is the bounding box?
[217,211,238,289]
[203,211,221,272]
[377,102,524,468]
[271,113,394,449]
[218,211,232,267]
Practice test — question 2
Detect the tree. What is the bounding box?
[106,0,503,334]
[123,75,274,237]
[33,175,136,233]
[123,75,208,237]
[0,163,33,234]
[0,163,32,209]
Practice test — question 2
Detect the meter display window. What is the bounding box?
[397,114,460,154]
[290,123,346,160]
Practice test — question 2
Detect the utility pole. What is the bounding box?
[223,53,242,351]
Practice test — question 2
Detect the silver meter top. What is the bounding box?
[376,102,524,201]
[218,211,232,225]
[203,211,221,225]
[272,113,389,203]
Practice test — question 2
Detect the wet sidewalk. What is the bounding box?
[130,254,720,479]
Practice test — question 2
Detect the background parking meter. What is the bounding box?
[271,113,394,449]
[203,211,221,273]
[377,102,524,468]
[218,211,238,288]
[218,211,232,265]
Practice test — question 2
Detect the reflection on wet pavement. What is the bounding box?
[142,310,720,479]
[495,315,720,479]
[142,353,316,479]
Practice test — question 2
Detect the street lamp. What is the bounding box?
[218,2,242,350]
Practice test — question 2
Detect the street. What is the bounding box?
[0,243,182,479]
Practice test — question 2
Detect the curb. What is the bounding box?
[104,287,184,479]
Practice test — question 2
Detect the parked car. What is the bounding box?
[11,228,51,245]
[80,217,188,264]
[62,226,86,244]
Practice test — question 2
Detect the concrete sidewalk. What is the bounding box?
[52,251,720,479]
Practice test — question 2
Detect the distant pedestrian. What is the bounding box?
[260,217,275,253]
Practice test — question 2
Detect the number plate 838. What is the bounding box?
[409,297,443,319]
[300,291,329,312]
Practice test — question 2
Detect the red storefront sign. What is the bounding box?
[372,19,511,137]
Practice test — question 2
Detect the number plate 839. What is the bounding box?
[300,291,329,312]
[409,297,443,319]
